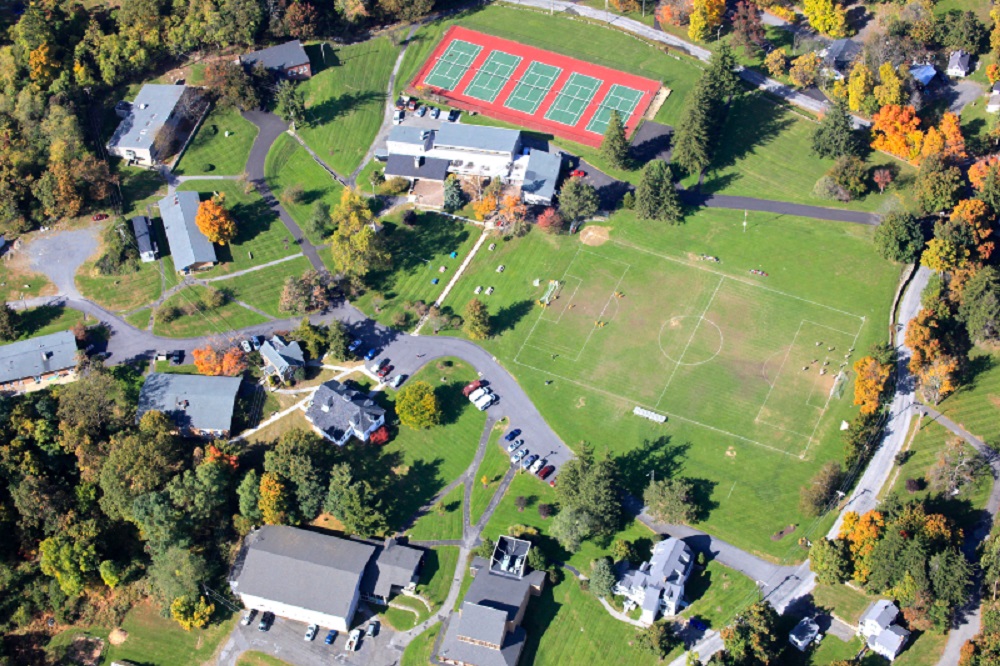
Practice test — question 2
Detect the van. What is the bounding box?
[468,387,489,402]
[473,392,494,411]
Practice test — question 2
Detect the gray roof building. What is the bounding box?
[305,379,386,445]
[434,124,522,156]
[521,150,562,205]
[789,616,820,651]
[260,335,305,378]
[859,600,910,661]
[385,154,451,182]
[137,372,242,435]
[0,331,78,385]
[361,537,424,600]
[948,50,972,76]
[387,125,436,150]
[231,526,376,630]
[107,85,188,158]
[614,536,693,622]
[158,191,217,272]
[824,39,860,73]
[911,64,937,87]
[131,216,157,262]
[240,40,310,74]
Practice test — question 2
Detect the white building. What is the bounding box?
[613,537,693,624]
[859,600,910,661]
[304,379,386,446]
[947,50,971,78]
[107,85,199,167]
[789,616,820,651]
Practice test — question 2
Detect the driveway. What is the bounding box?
[945,79,986,114]
[26,225,101,300]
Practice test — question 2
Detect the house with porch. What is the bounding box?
[613,537,693,624]
[107,84,202,167]
[304,379,386,445]
[259,335,305,381]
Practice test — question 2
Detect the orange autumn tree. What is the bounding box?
[192,345,247,376]
[951,198,996,261]
[472,194,498,221]
[610,0,640,11]
[839,510,884,583]
[939,112,966,161]
[195,195,237,244]
[871,104,923,163]
[904,307,946,374]
[968,155,1000,190]
[853,356,891,414]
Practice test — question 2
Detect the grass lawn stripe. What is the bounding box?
[424,39,482,89]
[585,84,645,134]
[544,72,602,126]
[463,50,521,103]
[504,61,561,115]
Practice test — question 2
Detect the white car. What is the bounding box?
[511,448,528,464]
[305,624,318,641]
[530,458,547,474]
[240,609,256,626]
[240,339,252,353]
[390,374,405,388]
[468,387,489,402]
[345,628,361,651]
[473,391,494,411]
[392,109,404,124]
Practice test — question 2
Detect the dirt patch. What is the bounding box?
[576,396,586,408]
[580,226,610,246]
[725,446,737,458]
[771,525,796,541]
[989,394,1000,410]
[108,628,128,646]
[64,636,104,666]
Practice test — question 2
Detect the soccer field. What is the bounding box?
[514,241,865,458]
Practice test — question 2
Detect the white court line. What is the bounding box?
[656,276,725,406]
[754,319,805,425]
[540,274,583,325]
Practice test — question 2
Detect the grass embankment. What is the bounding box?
[174,105,258,176]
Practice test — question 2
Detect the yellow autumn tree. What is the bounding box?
[764,48,787,77]
[853,356,891,415]
[905,307,945,375]
[839,510,884,583]
[195,195,237,244]
[918,354,959,404]
[921,238,966,273]
[920,126,945,161]
[687,0,723,41]
[939,111,966,162]
[170,596,215,630]
[874,63,905,107]
[803,0,848,38]
[847,62,875,113]
[788,52,822,88]
[259,472,291,525]
[473,193,498,221]
[29,43,57,85]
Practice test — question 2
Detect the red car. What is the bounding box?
[92,213,109,221]
[537,465,555,480]
[462,380,484,397]
[377,364,393,379]
[407,99,418,111]
[571,169,586,178]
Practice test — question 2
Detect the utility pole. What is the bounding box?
[743,209,747,233]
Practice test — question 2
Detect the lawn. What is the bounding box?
[152,284,269,338]
[695,91,912,212]
[383,603,421,631]
[174,104,259,176]
[354,210,481,330]
[401,623,440,666]
[126,308,152,329]
[441,206,900,560]
[0,254,52,303]
[416,546,461,611]
[379,357,488,528]
[263,132,344,247]
[119,166,167,218]
[297,38,399,177]
[216,255,314,318]
[813,583,876,625]
[408,483,464,541]
[176,180,298,277]
[236,652,295,666]
[245,408,314,444]
[470,424,511,525]
[680,561,759,631]
[76,259,164,313]
[18,305,85,340]
[938,349,1000,447]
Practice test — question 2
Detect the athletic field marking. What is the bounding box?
[799,318,864,457]
[540,274,583,325]
[586,84,645,134]
[464,50,522,103]
[545,72,602,127]
[656,276,725,405]
[658,316,724,367]
[424,39,482,90]
[754,319,805,427]
[504,61,562,115]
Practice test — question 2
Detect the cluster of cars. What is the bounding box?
[239,335,263,353]
[392,95,461,125]
[241,609,377,653]
[348,338,405,388]
[504,428,556,483]
[463,379,496,411]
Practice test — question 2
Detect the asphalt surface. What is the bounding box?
[27,226,100,299]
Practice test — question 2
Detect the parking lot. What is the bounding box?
[218,608,401,666]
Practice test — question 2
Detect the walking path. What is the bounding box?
[200,253,305,282]
[287,129,349,186]
[413,228,490,335]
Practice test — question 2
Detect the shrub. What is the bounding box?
[157,306,181,324]
[402,209,418,227]
[905,477,922,493]
[391,311,408,328]
[203,288,227,309]
[813,176,850,202]
[380,177,410,196]
[281,184,305,205]
[621,191,635,209]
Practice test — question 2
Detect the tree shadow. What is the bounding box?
[16,305,64,338]
[306,90,385,127]
[491,300,534,336]
[229,196,282,246]
[365,212,472,294]
[305,43,341,75]
[688,477,719,522]
[700,92,795,189]
[629,121,673,164]
[389,458,446,530]
[616,436,690,496]
[433,379,471,427]
[519,580,564,665]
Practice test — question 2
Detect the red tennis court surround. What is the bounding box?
[410,26,661,148]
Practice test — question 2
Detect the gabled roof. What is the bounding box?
[305,379,385,442]
[457,602,509,646]
[231,526,376,621]
[440,623,526,666]
[137,372,241,433]
[910,64,937,86]
[434,124,521,155]
[158,191,217,271]
[108,84,187,152]
[861,599,900,631]
[824,39,860,68]
[361,538,423,599]
[790,617,820,646]
[949,50,971,72]
[0,331,77,383]
[465,564,533,623]
[647,537,693,584]
[385,154,450,181]
[522,150,562,203]
[131,216,155,256]
[260,335,305,373]
[240,40,310,71]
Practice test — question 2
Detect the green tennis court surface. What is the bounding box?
[424,40,482,90]
[464,50,522,103]
[504,61,562,115]
[586,84,645,134]
[544,73,602,127]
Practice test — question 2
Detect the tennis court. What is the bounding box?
[464,50,522,103]
[412,27,660,148]
[586,84,646,134]
[545,73,602,127]
[505,62,562,115]
[423,39,482,90]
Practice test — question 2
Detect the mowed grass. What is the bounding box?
[76,260,164,312]
[236,652,295,666]
[174,105,258,176]
[152,284,268,338]
[297,38,398,177]
[813,583,876,624]
[102,602,236,666]
[443,208,899,559]
[408,483,464,541]
[938,350,1000,446]
[401,623,440,666]
[355,211,480,330]
[470,425,511,525]
[417,546,461,611]
[218,255,314,318]
[18,305,85,340]
[263,133,344,247]
[680,561,759,631]
[176,180,298,277]
[697,91,913,212]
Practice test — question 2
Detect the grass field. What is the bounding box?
[297,39,399,177]
[470,425,511,525]
[813,583,876,625]
[680,561,759,630]
[443,207,899,559]
[938,350,1000,446]
[152,284,269,338]
[263,133,344,247]
[18,305,85,340]
[176,180,298,277]
[401,623,441,666]
[217,255,314,318]
[408,483,465,541]
[174,105,258,176]
[355,211,480,329]
[236,652,295,666]
[76,260,165,312]
[119,167,167,218]
[417,546,461,611]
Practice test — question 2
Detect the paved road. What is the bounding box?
[27,226,100,300]
[685,192,880,225]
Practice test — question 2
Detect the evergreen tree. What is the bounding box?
[635,161,683,223]
[558,177,600,224]
[589,557,616,598]
[600,110,629,169]
[960,266,1000,343]
[671,81,714,176]
[275,80,307,126]
[464,298,491,340]
[443,176,464,213]
[915,154,963,215]
[874,212,924,264]
[706,43,740,101]
[812,103,861,158]
[0,303,18,341]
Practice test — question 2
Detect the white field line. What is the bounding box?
[413,228,489,335]
[754,319,805,426]
[800,316,865,457]
[656,276,724,405]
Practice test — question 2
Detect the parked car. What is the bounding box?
[462,380,484,397]
[537,465,555,480]
[448,109,460,122]
[416,105,427,117]
[258,611,274,632]
[393,109,404,124]
[473,391,495,411]
[395,96,406,110]
[689,617,708,632]
[349,339,363,353]
[530,457,547,474]
[365,348,379,360]
[171,350,184,365]
[511,448,528,464]
[250,335,263,351]
[504,428,522,442]
[240,609,257,626]
[390,374,405,388]
[506,439,522,453]
[521,454,539,470]
[325,629,338,645]
[240,339,252,353]
[431,107,441,119]
[407,98,418,111]
[571,169,586,178]
[345,629,361,651]
[468,386,490,402]
[305,624,318,641]
[377,364,393,379]
[91,213,109,221]
[366,621,378,637]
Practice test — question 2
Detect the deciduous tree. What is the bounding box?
[258,471,291,525]
[536,207,563,234]
[636,620,679,658]
[853,355,891,415]
[170,595,215,630]
[732,0,765,56]
[871,104,924,163]
[329,188,390,283]
[804,0,848,38]
[283,2,319,39]
[789,52,822,88]
[549,506,598,552]
[464,298,491,340]
[839,510,884,583]
[960,266,1000,342]
[720,601,783,664]
[810,538,851,585]
[764,48,787,77]
[195,195,237,244]
[688,0,724,40]
[395,381,441,430]
[848,62,876,114]
[657,0,692,26]
[874,211,923,264]
[914,154,963,215]
[644,477,696,524]
[874,168,893,194]
[192,345,247,376]
[874,62,906,108]
[919,354,960,404]
[929,437,988,494]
